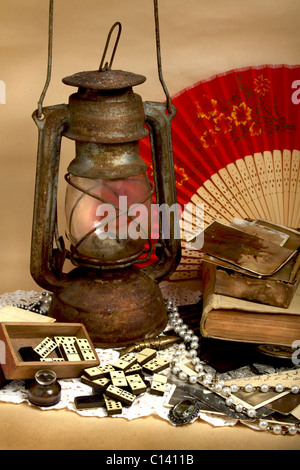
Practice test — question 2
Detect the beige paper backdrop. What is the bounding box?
[0,0,300,294]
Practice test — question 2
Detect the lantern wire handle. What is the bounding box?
[153,0,172,113]
[37,0,54,120]
[99,22,122,72]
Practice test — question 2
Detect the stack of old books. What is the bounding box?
[198,219,300,347]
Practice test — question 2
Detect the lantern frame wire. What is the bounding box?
[153,0,172,114]
[37,0,54,119]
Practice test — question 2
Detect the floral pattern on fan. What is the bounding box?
[192,73,295,152]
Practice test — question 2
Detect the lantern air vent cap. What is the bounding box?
[62,69,146,91]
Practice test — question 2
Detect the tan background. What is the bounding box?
[0,0,300,450]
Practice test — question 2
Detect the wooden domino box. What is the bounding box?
[0,322,100,380]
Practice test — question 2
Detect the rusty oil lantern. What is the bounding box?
[30,3,181,348]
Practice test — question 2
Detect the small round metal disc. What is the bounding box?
[168,399,200,425]
[62,69,146,90]
[256,344,295,360]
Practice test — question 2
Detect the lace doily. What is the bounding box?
[160,280,202,306]
[0,290,42,309]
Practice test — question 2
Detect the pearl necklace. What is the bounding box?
[165,300,300,436]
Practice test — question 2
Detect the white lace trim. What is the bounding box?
[160,280,202,306]
[0,290,41,308]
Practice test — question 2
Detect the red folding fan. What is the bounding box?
[140,64,300,279]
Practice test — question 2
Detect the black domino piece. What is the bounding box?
[0,366,8,389]
[81,375,110,392]
[24,379,35,390]
[18,347,41,362]
[74,394,105,410]
[92,386,108,396]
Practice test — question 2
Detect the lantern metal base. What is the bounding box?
[48,266,168,348]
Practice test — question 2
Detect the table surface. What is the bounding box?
[0,400,299,450]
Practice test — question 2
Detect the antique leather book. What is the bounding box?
[202,254,300,308]
[200,261,300,347]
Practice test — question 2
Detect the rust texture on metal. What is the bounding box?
[64,86,149,144]
[62,69,146,91]
[30,93,181,279]
[48,266,168,348]
[31,105,69,292]
[68,142,147,179]
[142,101,182,283]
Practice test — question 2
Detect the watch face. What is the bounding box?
[168,399,201,425]
[256,344,295,360]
